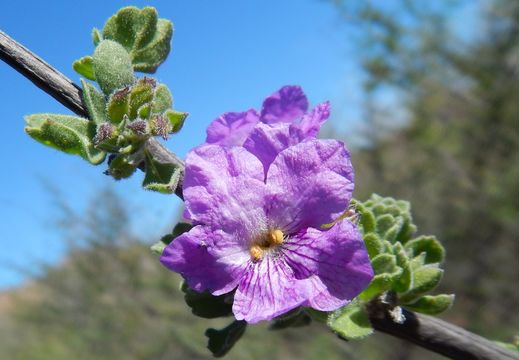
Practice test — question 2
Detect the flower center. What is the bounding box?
[249,229,284,261]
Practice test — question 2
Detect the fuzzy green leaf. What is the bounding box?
[400,265,443,303]
[107,87,130,123]
[358,205,376,234]
[364,233,383,259]
[73,56,95,80]
[206,320,247,358]
[152,84,173,113]
[81,80,107,125]
[106,154,136,180]
[404,294,454,315]
[92,28,102,45]
[93,40,134,95]
[405,235,445,264]
[359,273,393,300]
[164,109,187,133]
[142,146,182,193]
[328,303,373,340]
[129,79,154,119]
[393,243,413,293]
[25,114,106,165]
[372,254,398,275]
[102,6,172,73]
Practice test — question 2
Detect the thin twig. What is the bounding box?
[0,30,184,199]
[1,30,518,360]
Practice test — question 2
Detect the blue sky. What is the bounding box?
[0,0,367,288]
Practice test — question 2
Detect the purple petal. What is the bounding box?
[183,144,268,238]
[283,220,374,311]
[232,256,306,323]
[243,122,293,175]
[260,85,308,124]
[205,109,260,147]
[290,101,330,139]
[160,225,249,295]
[265,139,355,232]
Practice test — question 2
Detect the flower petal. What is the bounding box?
[265,139,354,231]
[290,101,330,138]
[205,109,260,146]
[183,144,268,238]
[243,122,292,174]
[232,256,306,323]
[283,220,374,311]
[260,85,308,124]
[160,225,249,295]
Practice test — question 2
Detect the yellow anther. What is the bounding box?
[250,245,263,261]
[268,229,284,245]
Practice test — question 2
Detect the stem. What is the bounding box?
[368,300,519,360]
[1,30,518,360]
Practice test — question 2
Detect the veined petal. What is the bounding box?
[284,220,374,311]
[183,145,268,239]
[232,256,306,323]
[243,123,292,174]
[160,225,249,295]
[205,109,260,146]
[260,85,308,124]
[265,139,354,231]
[290,101,330,139]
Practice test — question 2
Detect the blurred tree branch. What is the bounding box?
[1,30,518,360]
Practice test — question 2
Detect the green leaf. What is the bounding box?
[269,310,312,330]
[107,87,130,123]
[358,205,376,234]
[180,282,233,319]
[152,84,173,113]
[73,56,95,80]
[142,145,182,193]
[150,241,167,256]
[206,320,247,358]
[128,79,154,119]
[392,243,412,293]
[404,294,454,315]
[25,114,106,165]
[92,28,102,46]
[384,217,404,242]
[359,273,393,300]
[81,80,107,125]
[102,6,172,73]
[328,303,373,340]
[372,254,398,275]
[164,109,188,133]
[106,154,136,180]
[93,40,134,95]
[405,235,445,264]
[376,214,395,235]
[363,233,383,259]
[400,265,443,303]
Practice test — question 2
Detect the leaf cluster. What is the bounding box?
[25,7,186,193]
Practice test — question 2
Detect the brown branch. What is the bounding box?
[368,300,519,360]
[0,30,184,199]
[1,30,518,360]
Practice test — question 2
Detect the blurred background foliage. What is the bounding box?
[0,0,518,358]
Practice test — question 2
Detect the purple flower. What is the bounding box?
[205,86,330,172]
[160,89,373,323]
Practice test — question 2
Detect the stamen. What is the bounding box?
[268,229,284,245]
[250,245,263,261]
